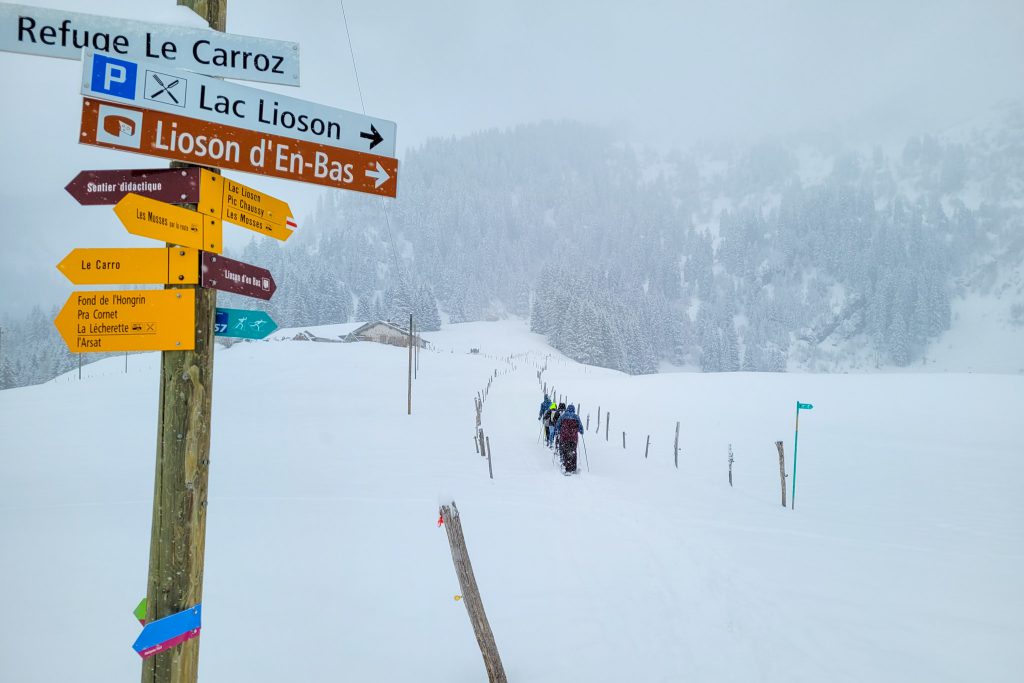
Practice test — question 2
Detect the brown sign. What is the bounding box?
[201,252,276,301]
[78,98,398,198]
[65,168,201,206]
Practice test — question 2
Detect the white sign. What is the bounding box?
[82,49,397,159]
[0,2,299,86]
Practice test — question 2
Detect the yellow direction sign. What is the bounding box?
[54,289,195,353]
[198,171,294,241]
[57,247,199,285]
[114,193,223,253]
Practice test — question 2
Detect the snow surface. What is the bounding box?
[1,320,1022,682]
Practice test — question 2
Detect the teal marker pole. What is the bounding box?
[791,401,813,510]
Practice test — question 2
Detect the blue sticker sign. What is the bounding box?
[132,603,201,659]
[215,307,277,339]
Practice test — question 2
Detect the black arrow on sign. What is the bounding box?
[360,124,383,150]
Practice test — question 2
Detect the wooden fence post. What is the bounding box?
[674,421,680,468]
[478,428,486,457]
[606,412,610,441]
[644,435,650,459]
[775,441,787,507]
[622,431,626,449]
[586,414,590,431]
[596,406,601,433]
[439,502,507,683]
[728,444,734,487]
[486,436,493,480]
[474,435,479,454]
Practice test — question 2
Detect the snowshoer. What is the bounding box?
[548,402,566,447]
[542,401,557,443]
[539,394,550,420]
[554,404,583,473]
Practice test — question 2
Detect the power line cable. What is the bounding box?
[339,0,413,310]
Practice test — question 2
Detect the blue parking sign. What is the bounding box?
[91,53,137,100]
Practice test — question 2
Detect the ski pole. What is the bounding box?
[580,434,591,472]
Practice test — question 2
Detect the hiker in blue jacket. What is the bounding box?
[538,394,551,419]
[553,404,584,473]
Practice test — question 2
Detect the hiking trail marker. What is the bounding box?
[67,167,296,240]
[64,167,201,205]
[198,171,293,241]
[114,192,222,253]
[0,4,299,85]
[57,247,198,285]
[81,48,393,157]
[78,98,399,197]
[214,307,277,339]
[791,401,814,510]
[132,603,201,659]
[134,597,147,625]
[201,252,276,300]
[54,289,195,352]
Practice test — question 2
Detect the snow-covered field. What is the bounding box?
[1,320,1022,682]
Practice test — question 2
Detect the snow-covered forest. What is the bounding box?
[3,103,1023,388]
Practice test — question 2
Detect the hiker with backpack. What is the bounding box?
[541,401,557,443]
[547,402,566,448]
[553,404,584,473]
[538,394,551,420]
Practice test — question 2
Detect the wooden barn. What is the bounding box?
[344,321,428,348]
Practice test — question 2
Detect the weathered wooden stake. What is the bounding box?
[644,435,650,459]
[622,431,626,449]
[606,411,610,441]
[728,444,734,487]
[474,435,479,454]
[439,502,508,683]
[586,414,590,431]
[478,428,486,458]
[674,421,680,469]
[775,441,787,507]
[144,6,222,683]
[486,436,493,480]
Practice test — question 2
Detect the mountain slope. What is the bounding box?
[1,320,1021,682]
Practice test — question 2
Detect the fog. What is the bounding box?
[0,0,1022,315]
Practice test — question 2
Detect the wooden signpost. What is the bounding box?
[53,289,195,352]
[57,247,198,285]
[114,192,222,253]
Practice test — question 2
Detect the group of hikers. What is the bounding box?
[538,394,585,475]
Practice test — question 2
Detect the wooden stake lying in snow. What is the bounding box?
[775,441,787,507]
[439,502,507,683]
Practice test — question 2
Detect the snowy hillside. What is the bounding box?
[1,320,1021,682]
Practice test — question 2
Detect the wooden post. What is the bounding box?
[474,435,479,454]
[622,431,626,449]
[728,444,734,487]
[478,428,485,458]
[605,412,610,441]
[486,436,493,480]
[78,353,81,379]
[143,6,222,683]
[586,414,590,431]
[674,421,680,469]
[439,502,507,683]
[644,435,650,459]
[407,314,413,415]
[776,441,787,507]
[596,406,601,432]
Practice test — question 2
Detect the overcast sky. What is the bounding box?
[1,0,1022,315]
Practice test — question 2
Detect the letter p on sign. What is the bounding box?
[91,54,138,100]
